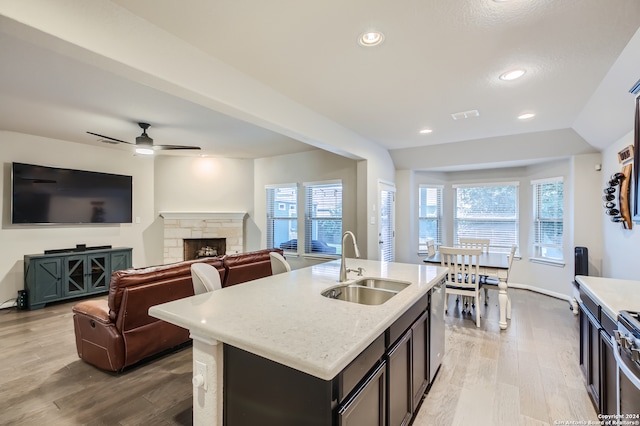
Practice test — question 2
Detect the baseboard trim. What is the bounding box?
[0,299,17,310]
[506,282,573,304]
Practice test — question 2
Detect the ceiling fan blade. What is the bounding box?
[87,132,133,145]
[154,145,201,150]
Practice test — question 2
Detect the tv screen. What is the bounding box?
[11,162,133,224]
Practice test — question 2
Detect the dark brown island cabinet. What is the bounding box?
[224,279,444,426]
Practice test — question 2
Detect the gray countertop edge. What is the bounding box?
[150,259,448,380]
[575,275,640,321]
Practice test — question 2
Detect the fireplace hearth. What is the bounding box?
[184,238,226,261]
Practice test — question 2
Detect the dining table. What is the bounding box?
[423,251,511,330]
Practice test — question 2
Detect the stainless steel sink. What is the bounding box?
[354,277,410,292]
[322,285,398,305]
[321,278,410,305]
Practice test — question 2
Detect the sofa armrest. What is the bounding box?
[72,299,125,371]
[72,299,110,324]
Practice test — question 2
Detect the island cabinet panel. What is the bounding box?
[388,293,428,345]
[339,334,385,401]
[411,310,429,409]
[338,361,386,426]
[387,330,412,426]
[224,345,335,426]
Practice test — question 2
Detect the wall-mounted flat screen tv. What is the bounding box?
[11,162,133,224]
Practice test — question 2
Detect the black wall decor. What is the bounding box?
[603,173,624,221]
[604,165,632,229]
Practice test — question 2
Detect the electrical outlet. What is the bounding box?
[195,360,207,390]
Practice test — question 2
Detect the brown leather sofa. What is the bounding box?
[72,248,282,371]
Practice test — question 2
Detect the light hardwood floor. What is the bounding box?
[0,288,598,425]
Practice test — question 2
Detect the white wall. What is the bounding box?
[395,155,602,299]
[0,2,397,260]
[0,131,155,307]
[254,149,359,269]
[601,130,640,278]
[153,156,258,251]
[572,153,604,277]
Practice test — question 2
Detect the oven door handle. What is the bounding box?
[612,335,640,389]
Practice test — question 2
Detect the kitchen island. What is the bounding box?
[149,258,447,426]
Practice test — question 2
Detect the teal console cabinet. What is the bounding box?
[24,247,132,309]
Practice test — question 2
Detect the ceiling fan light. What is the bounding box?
[135,147,154,155]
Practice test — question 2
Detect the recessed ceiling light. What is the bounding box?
[518,113,535,120]
[499,69,526,81]
[419,128,433,134]
[358,31,385,47]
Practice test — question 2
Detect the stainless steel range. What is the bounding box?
[613,310,640,416]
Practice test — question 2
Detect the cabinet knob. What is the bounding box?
[192,374,205,388]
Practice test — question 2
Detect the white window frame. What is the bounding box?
[418,185,443,253]
[266,184,298,252]
[453,181,519,253]
[531,177,564,265]
[304,180,342,257]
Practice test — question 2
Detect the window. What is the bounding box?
[453,182,519,252]
[532,177,564,261]
[418,185,443,252]
[266,185,298,251]
[304,181,342,255]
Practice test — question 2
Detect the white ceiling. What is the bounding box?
[1,0,639,162]
[0,30,315,159]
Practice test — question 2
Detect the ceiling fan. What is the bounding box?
[87,122,201,154]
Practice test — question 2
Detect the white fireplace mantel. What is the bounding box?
[159,211,247,220]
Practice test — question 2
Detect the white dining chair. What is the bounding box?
[459,237,490,253]
[190,263,222,295]
[270,251,291,275]
[426,239,436,258]
[439,246,483,327]
[460,238,491,300]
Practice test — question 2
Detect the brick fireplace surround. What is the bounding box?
[159,212,247,264]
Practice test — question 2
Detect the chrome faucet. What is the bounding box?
[339,231,361,282]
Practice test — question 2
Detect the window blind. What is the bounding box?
[304,182,342,255]
[379,187,395,262]
[266,185,298,251]
[454,183,519,251]
[418,185,443,251]
[532,177,563,260]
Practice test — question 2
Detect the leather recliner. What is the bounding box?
[72,248,282,371]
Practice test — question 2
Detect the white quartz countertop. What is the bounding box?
[575,275,640,320]
[149,258,447,380]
